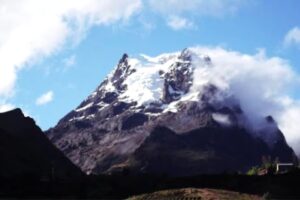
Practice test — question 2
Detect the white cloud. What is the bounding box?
[36,91,54,105]
[0,0,142,98]
[0,103,15,112]
[279,104,300,154]
[189,46,300,154]
[167,16,195,30]
[284,27,300,47]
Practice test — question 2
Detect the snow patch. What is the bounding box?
[75,102,93,112]
[69,116,85,122]
[86,114,95,119]
[104,80,116,93]
[89,92,97,98]
[120,55,179,106]
[212,113,231,126]
[140,53,179,64]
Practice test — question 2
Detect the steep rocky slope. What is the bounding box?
[47,48,296,176]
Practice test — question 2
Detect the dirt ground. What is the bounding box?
[128,188,262,200]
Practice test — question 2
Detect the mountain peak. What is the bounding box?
[0,108,41,135]
[179,48,195,61]
[119,53,128,64]
[47,49,296,176]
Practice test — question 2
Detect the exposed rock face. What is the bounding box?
[47,48,296,176]
[0,108,82,179]
[162,49,194,103]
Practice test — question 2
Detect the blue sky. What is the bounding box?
[1,0,300,130]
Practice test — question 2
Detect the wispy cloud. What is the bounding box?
[36,91,54,106]
[63,55,76,67]
[284,27,300,48]
[147,0,246,16]
[167,16,195,30]
[62,54,76,71]
[148,0,248,29]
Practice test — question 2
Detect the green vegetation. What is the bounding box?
[247,166,259,175]
[247,156,276,175]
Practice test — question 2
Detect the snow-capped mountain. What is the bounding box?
[47,48,296,176]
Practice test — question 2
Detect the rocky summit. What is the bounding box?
[47,48,296,176]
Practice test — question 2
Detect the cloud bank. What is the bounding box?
[189,46,300,154]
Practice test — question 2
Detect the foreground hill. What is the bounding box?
[47,48,296,176]
[128,188,262,200]
[0,108,82,179]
